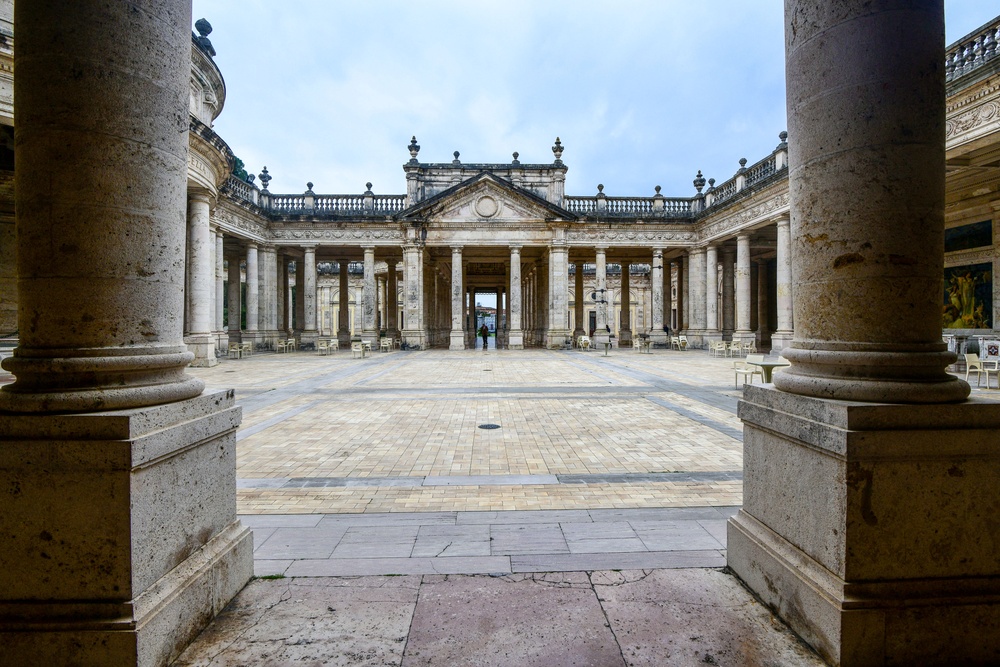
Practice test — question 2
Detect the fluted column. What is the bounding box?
[573,261,585,339]
[735,234,752,341]
[771,215,794,351]
[619,261,632,346]
[186,190,216,366]
[594,247,608,345]
[244,245,259,344]
[507,246,523,349]
[450,246,464,349]
[721,247,736,335]
[705,245,719,340]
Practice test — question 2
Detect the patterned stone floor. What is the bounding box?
[183,345,1000,515]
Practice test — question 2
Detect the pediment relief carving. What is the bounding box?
[433,182,554,223]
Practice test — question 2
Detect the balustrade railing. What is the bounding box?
[223,175,258,205]
[743,154,776,188]
[709,178,738,206]
[563,196,693,218]
[268,193,406,216]
[946,17,1000,82]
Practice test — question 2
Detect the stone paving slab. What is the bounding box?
[174,570,826,666]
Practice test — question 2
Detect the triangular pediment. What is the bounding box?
[398,172,575,224]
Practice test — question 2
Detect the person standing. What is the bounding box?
[479,323,489,350]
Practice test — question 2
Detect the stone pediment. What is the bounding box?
[399,172,575,224]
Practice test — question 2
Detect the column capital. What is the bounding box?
[509,245,522,253]
[773,213,791,228]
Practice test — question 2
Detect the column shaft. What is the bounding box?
[573,261,585,338]
[772,215,794,351]
[705,245,719,336]
[450,246,464,349]
[186,191,216,366]
[245,245,258,337]
[735,235,752,338]
[620,261,632,345]
[722,248,736,334]
[362,246,376,342]
[594,248,608,344]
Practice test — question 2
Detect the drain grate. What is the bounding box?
[478,423,501,430]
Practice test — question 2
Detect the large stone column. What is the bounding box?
[362,246,377,344]
[259,246,278,346]
[509,246,523,349]
[244,244,259,345]
[547,244,570,347]
[402,244,424,348]
[729,3,994,665]
[227,253,241,343]
[186,190,216,366]
[449,246,464,350]
[215,231,225,344]
[721,247,736,336]
[0,3,251,663]
[771,214,794,351]
[664,259,673,333]
[650,249,665,343]
[688,247,707,346]
[338,259,351,345]
[704,245,720,345]
[619,261,632,346]
[301,246,317,346]
[386,258,399,340]
[680,254,689,332]
[573,260,585,340]
[756,259,769,348]
[278,254,289,334]
[735,234,753,343]
[593,247,609,345]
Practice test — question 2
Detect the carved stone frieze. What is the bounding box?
[565,229,696,243]
[945,246,999,266]
[946,100,1000,140]
[270,228,403,241]
[699,189,790,242]
[213,201,269,241]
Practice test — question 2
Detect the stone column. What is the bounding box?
[573,261,585,340]
[664,260,673,333]
[0,2,251,662]
[215,232,225,344]
[449,246,464,350]
[387,258,399,340]
[338,259,351,345]
[721,247,736,336]
[593,247,609,345]
[227,253,241,343]
[771,215,794,351]
[619,261,632,346]
[259,246,278,347]
[680,255,689,332]
[361,246,376,344]
[547,244,569,347]
[244,244,259,345]
[688,247,707,346]
[536,254,549,346]
[278,255,289,334]
[508,246,523,349]
[735,234,753,343]
[729,3,989,665]
[756,259,769,348]
[185,190,216,366]
[650,249,665,343]
[402,245,424,348]
[705,245,720,345]
[468,286,477,347]
[297,246,316,346]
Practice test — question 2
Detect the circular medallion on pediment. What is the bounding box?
[475,195,500,218]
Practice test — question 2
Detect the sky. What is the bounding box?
[193,1,996,199]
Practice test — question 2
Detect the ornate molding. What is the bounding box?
[213,201,269,241]
[946,100,1000,140]
[945,246,998,266]
[565,229,696,243]
[271,228,404,241]
[698,189,790,242]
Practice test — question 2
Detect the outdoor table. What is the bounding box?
[748,357,790,382]
[602,341,613,356]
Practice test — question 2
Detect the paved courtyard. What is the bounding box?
[189,346,749,515]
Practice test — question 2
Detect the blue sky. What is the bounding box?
[194,1,995,199]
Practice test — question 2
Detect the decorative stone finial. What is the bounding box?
[707,178,716,192]
[693,170,706,193]
[453,151,461,164]
[193,18,216,56]
[777,130,788,150]
[365,182,373,193]
[258,166,271,192]
[305,182,315,194]
[512,151,520,164]
[597,184,605,195]
[738,157,748,173]
[408,136,420,162]
[552,137,564,163]
[654,185,662,195]
[247,174,255,184]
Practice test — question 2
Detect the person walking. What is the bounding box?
[479,323,489,350]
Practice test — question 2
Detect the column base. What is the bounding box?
[449,331,466,351]
[508,329,524,350]
[299,330,318,350]
[619,329,633,347]
[703,331,723,348]
[545,328,571,349]
[770,330,793,352]
[647,331,668,346]
[401,330,424,350]
[729,385,1000,666]
[0,390,254,666]
[185,333,218,367]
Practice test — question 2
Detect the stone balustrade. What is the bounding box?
[563,195,693,218]
[946,16,1000,82]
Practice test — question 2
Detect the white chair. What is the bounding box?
[351,341,365,358]
[710,341,727,357]
[379,338,392,353]
[965,353,998,388]
[678,335,688,351]
[577,335,591,350]
[734,358,764,387]
[317,340,330,355]
[328,339,339,352]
